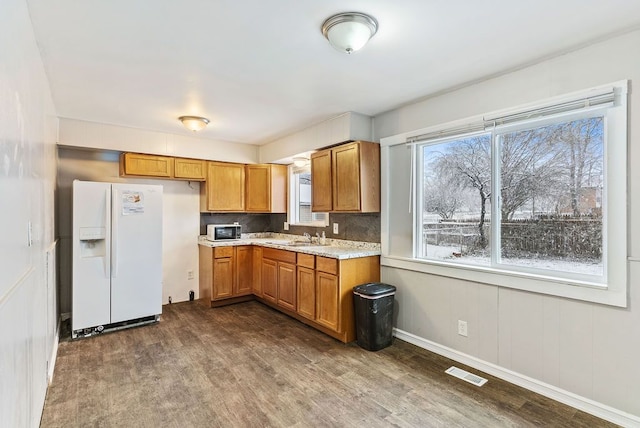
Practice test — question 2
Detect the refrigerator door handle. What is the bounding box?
[111,188,118,278]
[104,188,110,278]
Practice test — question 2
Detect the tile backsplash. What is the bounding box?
[200,212,381,243]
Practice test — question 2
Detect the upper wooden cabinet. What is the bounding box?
[200,161,246,212]
[245,164,287,213]
[310,141,380,213]
[120,153,174,178]
[120,152,206,181]
[174,158,206,180]
[310,150,333,212]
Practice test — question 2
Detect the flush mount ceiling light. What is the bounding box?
[178,116,210,132]
[321,12,378,54]
[292,156,309,167]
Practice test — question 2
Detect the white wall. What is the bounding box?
[0,0,58,426]
[59,118,259,164]
[56,148,201,314]
[374,29,640,424]
[258,112,373,163]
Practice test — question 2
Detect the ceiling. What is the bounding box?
[27,0,640,146]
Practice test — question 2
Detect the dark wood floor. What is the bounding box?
[41,301,614,427]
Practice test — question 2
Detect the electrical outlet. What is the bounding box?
[333,223,339,234]
[283,222,289,231]
[458,320,468,337]
[187,270,194,280]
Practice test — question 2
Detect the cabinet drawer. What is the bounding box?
[297,253,315,269]
[316,256,338,275]
[262,248,296,264]
[214,247,234,258]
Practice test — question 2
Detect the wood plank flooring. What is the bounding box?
[40,301,614,427]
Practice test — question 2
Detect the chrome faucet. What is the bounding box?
[304,232,312,243]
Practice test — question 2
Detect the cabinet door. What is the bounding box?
[316,271,339,331]
[234,246,253,296]
[245,164,271,212]
[198,246,213,302]
[261,258,278,303]
[205,162,246,211]
[277,262,296,311]
[269,164,288,213]
[212,257,234,300]
[297,266,315,320]
[174,158,206,180]
[310,149,333,212]
[332,142,361,211]
[252,246,263,296]
[121,153,173,177]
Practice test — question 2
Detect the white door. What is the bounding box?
[110,183,163,323]
[72,181,111,331]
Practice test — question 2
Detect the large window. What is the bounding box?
[419,113,604,283]
[381,82,628,306]
[288,165,329,226]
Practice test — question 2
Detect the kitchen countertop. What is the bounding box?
[198,233,381,260]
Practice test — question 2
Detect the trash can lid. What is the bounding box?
[353,282,396,296]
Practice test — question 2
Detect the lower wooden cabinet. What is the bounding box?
[212,254,234,300]
[252,246,263,297]
[277,262,296,311]
[261,248,297,311]
[199,245,252,307]
[312,255,379,343]
[234,246,253,296]
[297,266,316,321]
[315,271,339,331]
[261,258,278,303]
[200,243,380,343]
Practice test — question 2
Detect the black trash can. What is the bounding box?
[353,282,397,351]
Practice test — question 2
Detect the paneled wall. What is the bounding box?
[59,118,259,164]
[374,29,640,422]
[0,0,58,426]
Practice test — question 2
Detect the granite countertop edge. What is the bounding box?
[197,234,381,260]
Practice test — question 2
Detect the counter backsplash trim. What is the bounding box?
[241,233,380,250]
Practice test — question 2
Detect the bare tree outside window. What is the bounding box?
[420,116,604,277]
[422,134,492,265]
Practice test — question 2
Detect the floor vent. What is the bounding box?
[445,366,488,387]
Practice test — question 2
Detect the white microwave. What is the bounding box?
[206,224,242,241]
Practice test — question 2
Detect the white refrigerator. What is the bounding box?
[72,180,163,338]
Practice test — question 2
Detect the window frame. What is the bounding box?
[380,81,628,307]
[287,164,329,227]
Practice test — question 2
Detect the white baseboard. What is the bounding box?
[393,328,640,428]
[48,318,60,384]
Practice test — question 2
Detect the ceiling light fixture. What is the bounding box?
[292,157,309,167]
[178,116,210,132]
[321,12,378,54]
